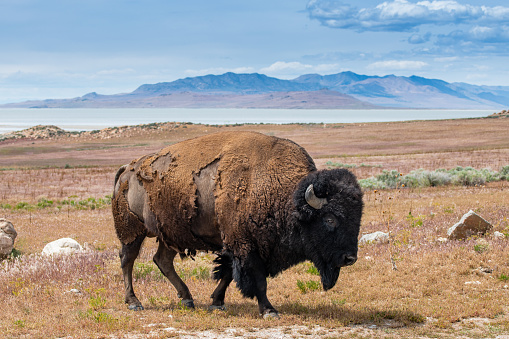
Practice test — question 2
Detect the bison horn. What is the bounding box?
[305,184,328,210]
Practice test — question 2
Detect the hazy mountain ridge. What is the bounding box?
[2,71,508,109]
[133,72,321,95]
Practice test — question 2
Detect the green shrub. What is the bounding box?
[499,165,509,180]
[325,161,357,169]
[474,243,489,253]
[134,262,156,280]
[407,213,425,228]
[305,263,320,276]
[359,165,509,190]
[14,202,30,210]
[296,280,321,293]
[498,273,509,282]
[178,266,210,280]
[9,195,112,211]
[37,198,53,208]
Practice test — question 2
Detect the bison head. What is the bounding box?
[293,169,363,291]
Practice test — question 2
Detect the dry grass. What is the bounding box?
[1,117,509,338]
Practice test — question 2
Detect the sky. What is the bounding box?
[1,0,509,104]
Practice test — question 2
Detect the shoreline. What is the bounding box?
[2,112,509,142]
[0,108,498,135]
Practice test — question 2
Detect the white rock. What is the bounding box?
[465,281,481,285]
[437,237,448,243]
[447,210,492,240]
[359,231,389,244]
[494,231,506,239]
[0,218,17,259]
[42,238,83,255]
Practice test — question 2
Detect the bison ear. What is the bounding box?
[305,184,328,210]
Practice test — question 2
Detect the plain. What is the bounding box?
[1,116,509,338]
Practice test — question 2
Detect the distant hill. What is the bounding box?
[133,72,320,95]
[2,71,508,109]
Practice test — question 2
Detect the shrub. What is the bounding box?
[37,198,54,209]
[14,202,30,210]
[402,169,452,188]
[296,280,321,293]
[305,263,320,276]
[499,165,509,180]
[474,243,489,253]
[498,273,509,282]
[8,195,112,211]
[134,262,155,280]
[177,265,210,280]
[359,165,509,189]
[325,161,357,169]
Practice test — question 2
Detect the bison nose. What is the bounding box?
[342,254,357,266]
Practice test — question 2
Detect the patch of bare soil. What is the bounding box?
[114,314,509,339]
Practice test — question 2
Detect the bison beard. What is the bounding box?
[112,131,363,317]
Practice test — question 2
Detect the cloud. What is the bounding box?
[433,56,458,62]
[306,0,509,32]
[408,32,431,44]
[434,25,509,52]
[259,61,341,77]
[184,67,256,77]
[367,60,429,71]
[96,68,136,76]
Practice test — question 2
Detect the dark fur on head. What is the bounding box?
[293,168,363,222]
[292,169,363,290]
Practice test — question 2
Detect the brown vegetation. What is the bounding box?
[1,116,509,338]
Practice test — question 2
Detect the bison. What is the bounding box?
[112,131,363,317]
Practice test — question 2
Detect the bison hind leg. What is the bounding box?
[210,253,233,309]
[153,241,195,309]
[120,233,146,311]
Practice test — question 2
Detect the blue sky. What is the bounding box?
[1,0,509,103]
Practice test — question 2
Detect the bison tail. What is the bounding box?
[113,164,128,199]
[212,253,233,281]
[114,164,128,185]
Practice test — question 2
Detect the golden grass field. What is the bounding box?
[1,116,509,338]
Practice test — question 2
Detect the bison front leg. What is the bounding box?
[253,270,278,318]
[234,254,279,318]
[120,233,146,311]
[153,240,195,309]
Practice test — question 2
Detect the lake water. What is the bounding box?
[0,108,495,134]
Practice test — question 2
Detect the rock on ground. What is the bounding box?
[447,210,493,240]
[0,218,17,259]
[42,238,83,255]
[359,231,389,244]
[494,231,506,239]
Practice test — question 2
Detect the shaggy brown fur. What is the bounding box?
[112,179,147,245]
[112,131,362,315]
[114,131,315,255]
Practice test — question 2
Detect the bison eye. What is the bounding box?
[323,214,338,230]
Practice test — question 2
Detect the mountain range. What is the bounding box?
[2,71,509,109]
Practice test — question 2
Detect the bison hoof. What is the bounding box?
[128,304,144,311]
[180,299,195,309]
[262,310,279,319]
[208,305,227,311]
